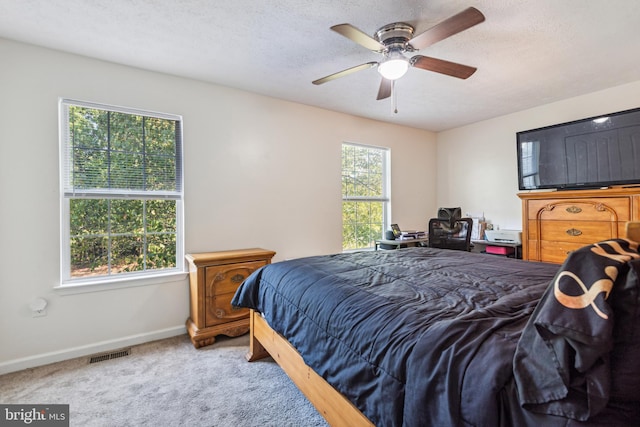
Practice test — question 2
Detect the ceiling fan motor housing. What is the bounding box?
[375,23,415,54]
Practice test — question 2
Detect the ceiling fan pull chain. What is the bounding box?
[393,80,398,114]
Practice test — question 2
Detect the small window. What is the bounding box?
[59,99,184,285]
[342,142,390,250]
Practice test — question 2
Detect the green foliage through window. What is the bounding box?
[342,143,389,250]
[69,199,177,277]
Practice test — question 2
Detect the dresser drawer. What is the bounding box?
[539,220,618,243]
[530,198,630,221]
[205,260,265,296]
[538,241,585,264]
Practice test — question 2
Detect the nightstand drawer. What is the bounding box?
[206,293,249,326]
[205,261,265,296]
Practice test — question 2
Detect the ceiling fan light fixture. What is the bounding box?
[378,58,409,80]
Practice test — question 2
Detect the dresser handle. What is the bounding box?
[566,206,582,214]
[566,228,582,236]
[231,274,245,283]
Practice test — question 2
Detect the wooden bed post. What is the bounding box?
[245,309,270,361]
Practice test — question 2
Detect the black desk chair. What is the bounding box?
[428,217,473,251]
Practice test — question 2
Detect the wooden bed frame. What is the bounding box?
[245,310,373,426]
[244,222,640,427]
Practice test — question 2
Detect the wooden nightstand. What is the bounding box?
[185,248,276,348]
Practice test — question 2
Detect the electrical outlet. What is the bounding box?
[32,309,47,318]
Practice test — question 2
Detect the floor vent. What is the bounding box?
[89,348,131,364]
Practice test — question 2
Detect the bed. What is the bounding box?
[231,224,640,426]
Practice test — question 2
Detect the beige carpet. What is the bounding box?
[0,334,328,427]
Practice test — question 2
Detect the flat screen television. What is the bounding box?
[517,107,640,190]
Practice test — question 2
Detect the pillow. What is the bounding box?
[513,239,640,420]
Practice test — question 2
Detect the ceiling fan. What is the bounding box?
[312,7,485,102]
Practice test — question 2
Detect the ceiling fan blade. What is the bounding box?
[377,78,392,100]
[330,24,386,52]
[410,55,477,79]
[408,7,485,51]
[312,62,378,85]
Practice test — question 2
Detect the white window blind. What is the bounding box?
[61,99,182,198]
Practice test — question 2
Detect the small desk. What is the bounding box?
[375,237,430,250]
[471,240,522,259]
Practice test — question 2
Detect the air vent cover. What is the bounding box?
[88,348,131,364]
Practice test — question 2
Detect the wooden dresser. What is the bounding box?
[519,187,640,264]
[186,248,276,348]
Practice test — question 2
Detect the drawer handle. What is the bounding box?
[566,206,582,214]
[566,228,582,236]
[231,274,245,283]
[215,307,243,319]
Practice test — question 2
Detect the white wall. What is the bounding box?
[436,80,640,230]
[0,39,437,372]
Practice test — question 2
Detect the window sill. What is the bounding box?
[54,270,188,295]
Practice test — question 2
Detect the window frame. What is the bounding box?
[341,142,391,251]
[58,98,185,289]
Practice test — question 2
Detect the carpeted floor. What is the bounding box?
[0,334,328,427]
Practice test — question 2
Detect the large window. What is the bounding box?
[59,99,183,285]
[342,142,390,250]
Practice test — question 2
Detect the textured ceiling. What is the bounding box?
[1,0,640,131]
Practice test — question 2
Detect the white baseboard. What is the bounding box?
[0,325,187,375]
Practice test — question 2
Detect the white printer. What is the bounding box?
[484,229,522,244]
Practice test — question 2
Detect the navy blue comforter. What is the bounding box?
[231,246,639,426]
